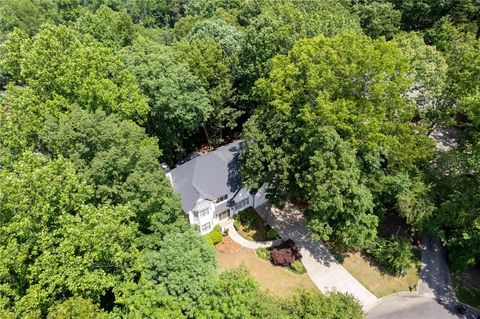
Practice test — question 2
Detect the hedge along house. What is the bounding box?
[166,140,268,235]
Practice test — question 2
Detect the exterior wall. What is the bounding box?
[253,183,268,208]
[191,199,216,235]
[187,185,269,235]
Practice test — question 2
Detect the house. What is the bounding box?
[166,140,268,235]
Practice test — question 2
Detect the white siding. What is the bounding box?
[254,183,268,208]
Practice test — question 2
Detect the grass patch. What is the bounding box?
[289,260,307,275]
[216,247,317,297]
[341,252,420,297]
[233,207,278,241]
[453,275,480,311]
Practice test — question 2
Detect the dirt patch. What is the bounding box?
[216,246,317,297]
[215,235,242,253]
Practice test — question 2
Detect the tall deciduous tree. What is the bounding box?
[237,0,360,110]
[39,106,186,234]
[241,32,434,249]
[73,5,136,49]
[0,24,148,121]
[175,38,242,145]
[0,153,139,317]
[122,37,212,161]
[353,1,402,39]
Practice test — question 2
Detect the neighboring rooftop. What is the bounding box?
[169,140,243,212]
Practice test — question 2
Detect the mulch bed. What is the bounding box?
[215,235,243,254]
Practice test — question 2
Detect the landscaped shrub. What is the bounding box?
[204,225,223,245]
[266,227,278,240]
[367,236,415,275]
[271,239,302,266]
[256,247,271,261]
[234,207,258,231]
[289,260,306,274]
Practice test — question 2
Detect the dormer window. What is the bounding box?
[215,194,228,203]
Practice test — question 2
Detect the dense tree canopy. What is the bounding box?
[1,0,479,316]
[0,24,148,120]
[122,37,212,161]
[241,32,435,249]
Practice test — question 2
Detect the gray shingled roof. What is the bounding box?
[169,140,242,212]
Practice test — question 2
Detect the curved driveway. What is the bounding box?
[255,203,378,309]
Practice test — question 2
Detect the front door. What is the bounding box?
[218,209,230,220]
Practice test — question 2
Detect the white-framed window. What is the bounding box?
[233,198,249,211]
[215,194,228,204]
[198,209,209,218]
[201,222,211,233]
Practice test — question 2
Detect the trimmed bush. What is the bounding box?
[204,225,223,245]
[266,228,278,240]
[233,219,241,231]
[256,247,271,261]
[290,260,306,274]
[233,207,258,230]
[271,240,302,266]
[367,236,415,275]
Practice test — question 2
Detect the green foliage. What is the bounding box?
[241,32,435,249]
[142,229,217,311]
[426,20,480,271]
[238,0,360,109]
[174,38,242,145]
[114,276,185,318]
[234,207,258,231]
[0,2,379,317]
[0,24,148,121]
[0,0,60,35]
[354,1,401,39]
[0,153,140,316]
[39,106,185,234]
[388,0,480,32]
[266,228,278,240]
[396,178,435,228]
[256,248,271,261]
[289,260,306,275]
[122,37,212,161]
[392,32,448,116]
[73,5,135,48]
[368,236,416,275]
[191,268,261,319]
[47,297,106,319]
[187,18,243,56]
[204,225,223,245]
[284,291,363,319]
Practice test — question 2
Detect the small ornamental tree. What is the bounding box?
[271,239,302,266]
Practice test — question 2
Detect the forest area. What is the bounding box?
[0,0,479,318]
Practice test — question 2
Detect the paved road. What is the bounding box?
[255,203,378,309]
[367,293,476,319]
[367,235,479,319]
[418,236,456,301]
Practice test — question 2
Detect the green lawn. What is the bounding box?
[453,275,480,311]
[341,252,420,297]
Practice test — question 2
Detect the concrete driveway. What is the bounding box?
[255,203,378,309]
